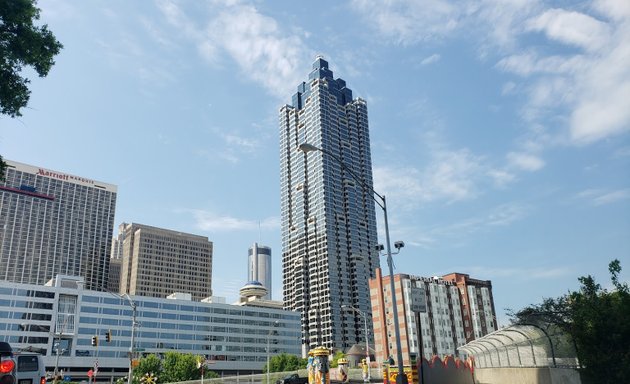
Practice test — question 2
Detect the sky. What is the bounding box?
[1,0,629,325]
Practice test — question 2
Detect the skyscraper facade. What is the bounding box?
[116,223,213,301]
[248,243,272,299]
[280,58,380,355]
[0,160,117,291]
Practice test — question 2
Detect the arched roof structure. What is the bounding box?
[458,324,579,369]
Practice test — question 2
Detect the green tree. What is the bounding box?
[161,352,200,383]
[264,353,307,373]
[202,369,220,379]
[135,355,162,382]
[133,353,219,383]
[0,0,63,118]
[1,0,63,181]
[0,155,6,181]
[509,259,630,384]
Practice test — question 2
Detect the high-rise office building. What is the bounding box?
[248,243,272,299]
[370,269,498,364]
[280,57,379,355]
[107,222,126,292]
[0,160,117,290]
[116,223,213,301]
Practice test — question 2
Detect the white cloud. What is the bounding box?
[156,0,309,98]
[487,169,516,187]
[374,149,484,207]
[408,203,530,248]
[507,152,545,171]
[575,188,630,205]
[221,133,259,152]
[350,0,463,44]
[473,0,542,52]
[594,0,630,21]
[569,25,630,143]
[351,0,630,145]
[497,52,587,77]
[421,54,441,65]
[208,4,307,97]
[526,9,611,51]
[499,5,630,145]
[191,210,280,232]
[502,81,517,95]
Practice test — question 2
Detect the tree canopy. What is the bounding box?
[509,259,629,384]
[263,353,308,373]
[0,0,63,118]
[130,353,218,384]
[1,0,63,181]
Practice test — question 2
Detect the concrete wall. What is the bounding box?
[474,367,581,384]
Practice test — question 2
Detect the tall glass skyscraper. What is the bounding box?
[0,160,117,291]
[280,57,379,355]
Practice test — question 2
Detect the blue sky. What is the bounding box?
[1,0,628,325]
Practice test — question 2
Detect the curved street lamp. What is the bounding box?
[298,143,408,384]
[105,291,137,384]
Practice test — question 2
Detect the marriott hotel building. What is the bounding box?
[0,160,117,291]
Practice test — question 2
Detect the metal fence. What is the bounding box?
[457,324,579,369]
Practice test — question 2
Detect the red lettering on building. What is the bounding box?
[36,169,94,184]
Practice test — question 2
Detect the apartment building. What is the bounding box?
[370,268,497,364]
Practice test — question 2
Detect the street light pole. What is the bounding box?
[342,305,371,382]
[104,290,136,384]
[124,294,137,384]
[53,314,70,384]
[381,197,408,384]
[267,321,279,384]
[299,143,408,384]
[53,326,63,384]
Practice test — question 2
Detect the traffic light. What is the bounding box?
[91,336,98,347]
[105,330,112,343]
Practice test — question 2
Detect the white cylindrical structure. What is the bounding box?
[248,243,272,299]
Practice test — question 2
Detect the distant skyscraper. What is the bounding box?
[280,57,380,354]
[116,223,213,301]
[107,222,126,293]
[248,243,272,299]
[0,160,117,290]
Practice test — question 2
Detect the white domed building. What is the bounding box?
[235,281,283,309]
